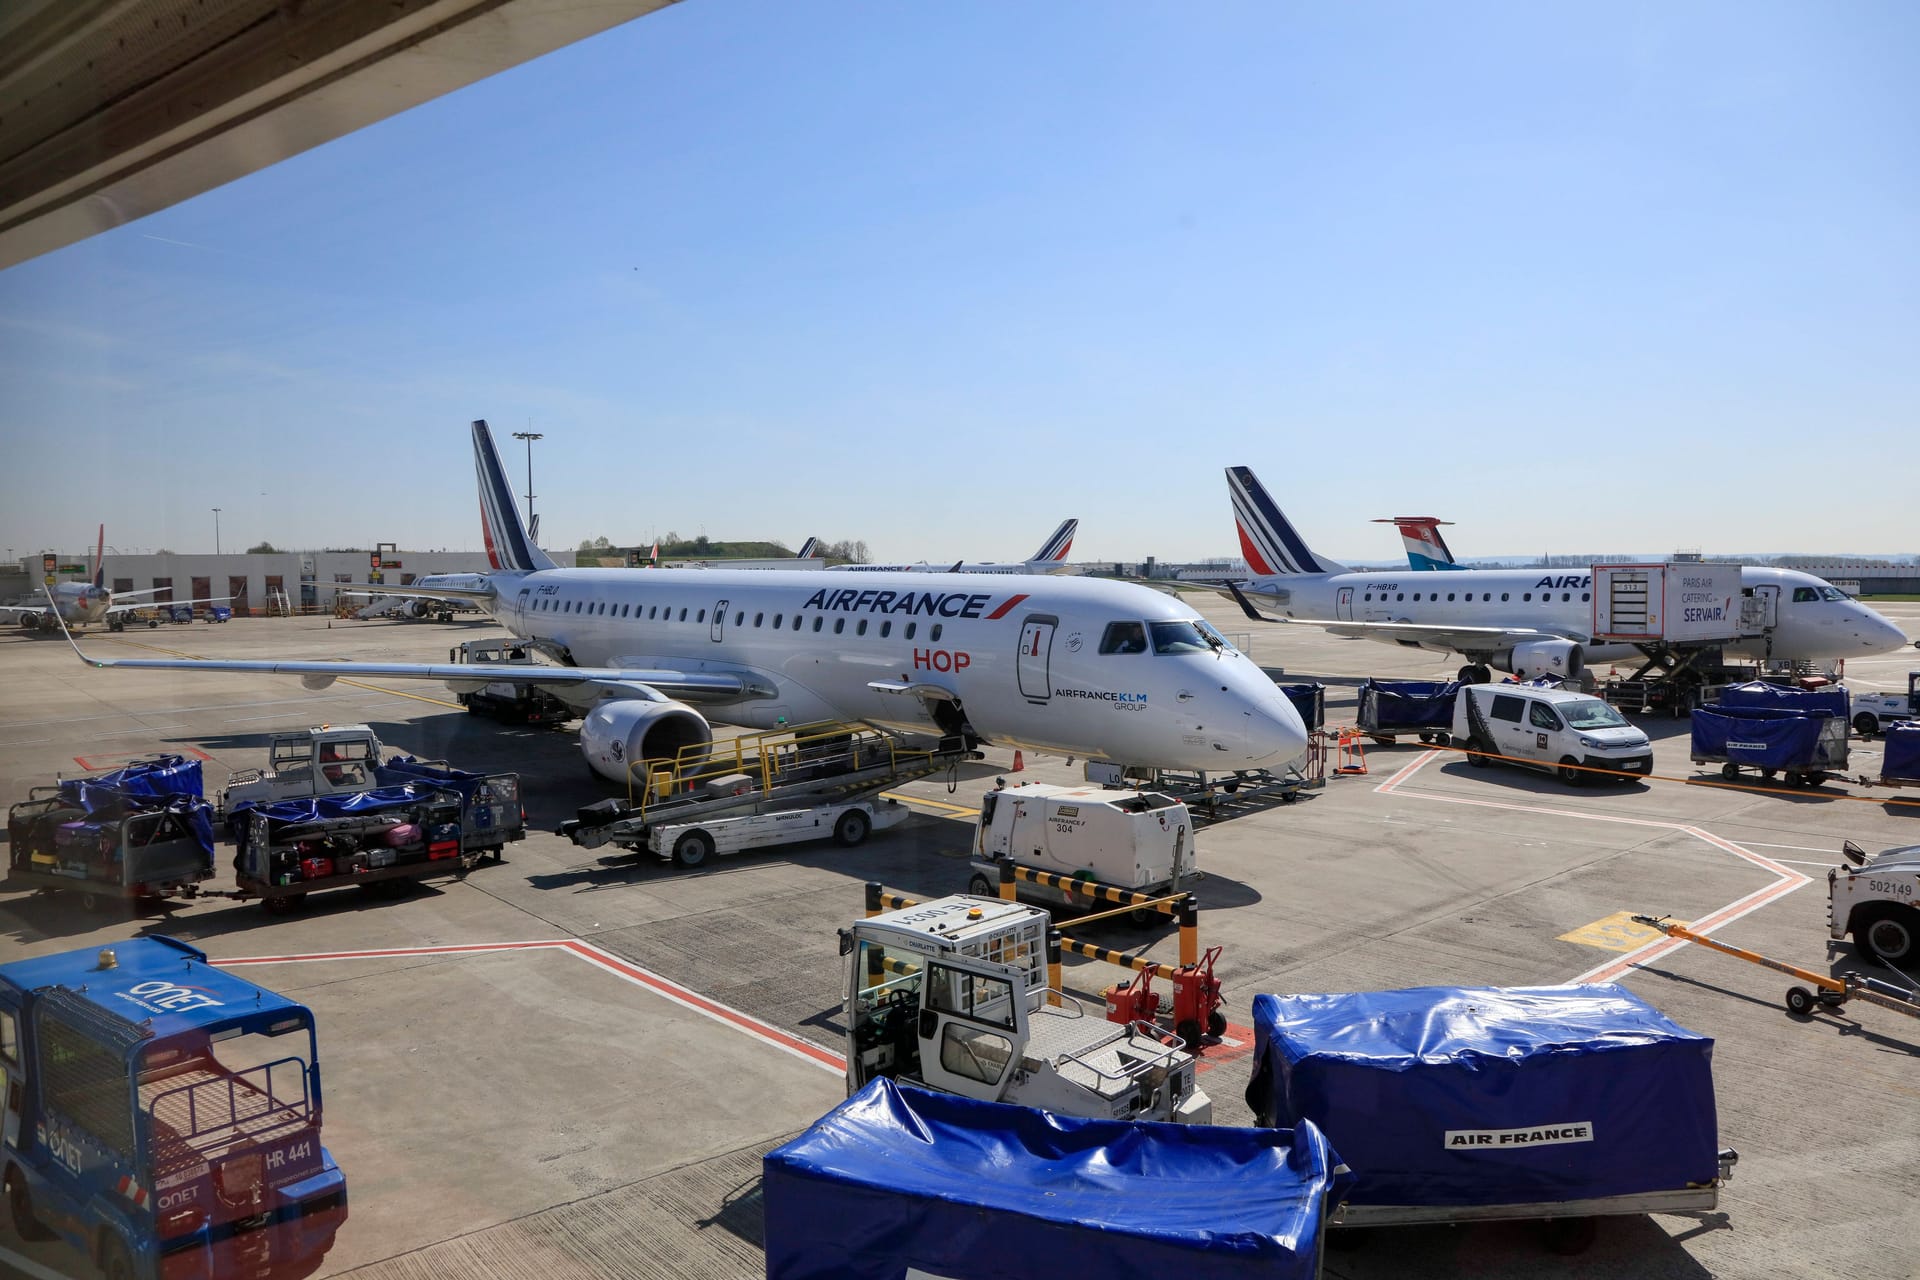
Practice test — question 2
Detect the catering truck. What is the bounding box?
[0,937,347,1279]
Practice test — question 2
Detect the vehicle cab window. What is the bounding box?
[1529,702,1563,731]
[1490,694,1525,723]
[0,1010,18,1064]
[1099,621,1148,654]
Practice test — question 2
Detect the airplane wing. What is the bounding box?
[1226,584,1589,649]
[48,593,763,707]
[0,603,48,622]
[318,581,496,604]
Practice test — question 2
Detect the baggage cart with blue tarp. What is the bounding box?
[1690,703,1848,787]
[0,936,347,1279]
[763,1079,1347,1280]
[1880,723,1920,788]
[1713,679,1850,720]
[1357,678,1459,745]
[4,756,216,909]
[1244,985,1736,1248]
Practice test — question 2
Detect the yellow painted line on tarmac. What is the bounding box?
[1558,911,1683,953]
[882,792,980,818]
[102,636,467,709]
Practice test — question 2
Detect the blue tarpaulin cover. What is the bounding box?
[1691,704,1839,768]
[1717,680,1850,719]
[1247,985,1719,1208]
[59,755,204,808]
[763,1080,1344,1280]
[243,784,443,829]
[1358,679,1458,733]
[1883,723,1920,782]
[1278,682,1325,733]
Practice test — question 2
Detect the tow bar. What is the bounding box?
[1631,915,1920,1022]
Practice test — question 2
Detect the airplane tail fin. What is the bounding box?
[91,524,105,588]
[795,536,820,559]
[1225,466,1347,577]
[472,420,558,573]
[1029,518,1077,564]
[1374,516,1461,571]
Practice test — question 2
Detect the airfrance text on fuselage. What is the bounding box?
[798,588,1020,619]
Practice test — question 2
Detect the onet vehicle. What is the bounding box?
[1457,685,1653,784]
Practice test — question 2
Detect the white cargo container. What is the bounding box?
[967,782,1193,912]
[1591,562,1744,645]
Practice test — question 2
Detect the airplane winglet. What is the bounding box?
[1227,582,1275,624]
[43,586,110,668]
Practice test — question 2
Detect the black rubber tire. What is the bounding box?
[968,873,994,897]
[1854,905,1918,967]
[262,893,296,916]
[100,1232,135,1280]
[1430,732,1450,748]
[6,1169,54,1241]
[1128,907,1158,927]
[1854,713,1879,738]
[1177,1019,1203,1051]
[1543,1215,1599,1256]
[1557,757,1584,787]
[1785,986,1817,1016]
[1418,733,1433,744]
[834,808,872,848]
[1466,736,1493,768]
[1761,768,1778,781]
[1721,762,1739,781]
[1206,1009,1228,1037]
[673,830,714,868]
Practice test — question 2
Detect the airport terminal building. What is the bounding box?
[4,549,551,614]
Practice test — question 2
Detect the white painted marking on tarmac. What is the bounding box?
[216,938,847,1077]
[1371,748,1812,985]
[1738,840,1854,854]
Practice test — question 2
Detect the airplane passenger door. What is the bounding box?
[1016,617,1056,704]
[711,600,728,643]
[1336,587,1354,621]
[516,588,530,624]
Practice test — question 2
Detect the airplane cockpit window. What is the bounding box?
[1792,587,1819,602]
[1819,586,1847,601]
[1099,622,1148,654]
[1149,621,1215,655]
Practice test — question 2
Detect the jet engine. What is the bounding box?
[406,599,433,619]
[578,699,714,786]
[1496,639,1585,681]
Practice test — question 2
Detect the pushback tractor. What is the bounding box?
[0,937,346,1279]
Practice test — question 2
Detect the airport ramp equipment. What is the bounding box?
[763,1079,1345,1280]
[1357,678,1460,743]
[1881,723,1920,787]
[1690,703,1848,786]
[1715,680,1851,719]
[1245,985,1734,1228]
[57,753,205,806]
[1279,681,1325,733]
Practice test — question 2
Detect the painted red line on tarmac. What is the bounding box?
[74,746,211,771]
[1194,1022,1257,1074]
[212,938,846,1075]
[1374,749,1440,793]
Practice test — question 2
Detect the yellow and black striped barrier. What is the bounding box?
[997,861,1200,966]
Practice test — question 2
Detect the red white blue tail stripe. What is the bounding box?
[1031,518,1077,563]
[1226,466,1338,577]
[472,420,557,573]
[1378,516,1462,571]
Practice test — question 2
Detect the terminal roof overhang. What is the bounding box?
[0,0,675,270]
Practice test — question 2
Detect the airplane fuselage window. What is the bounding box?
[834,619,845,634]
[812,617,823,632]
[1582,593,1591,602]
[772,614,782,627]
[736,612,745,626]
[1396,593,1405,602]
[931,624,943,642]
[679,608,688,621]
[1501,593,1510,601]
[880,621,891,637]
[905,622,917,639]
[1523,593,1532,601]
[697,610,706,623]
[1363,593,1373,602]
[753,613,763,627]
[792,615,802,631]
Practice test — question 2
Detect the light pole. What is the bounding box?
[212,508,222,555]
[511,431,543,542]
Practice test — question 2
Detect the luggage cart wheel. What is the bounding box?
[1721,763,1739,781]
[1784,986,1817,1016]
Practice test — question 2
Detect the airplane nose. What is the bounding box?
[1243,695,1310,764]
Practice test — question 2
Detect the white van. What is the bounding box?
[1453,685,1653,785]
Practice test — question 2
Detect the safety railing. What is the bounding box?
[144,1056,310,1154]
[622,721,941,814]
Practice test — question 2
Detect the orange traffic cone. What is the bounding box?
[1012,751,1025,772]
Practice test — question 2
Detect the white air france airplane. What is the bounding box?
[831,519,1078,575]
[1224,465,1910,683]
[3,527,227,631]
[54,425,1307,785]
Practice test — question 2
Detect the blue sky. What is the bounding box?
[1,1,1914,565]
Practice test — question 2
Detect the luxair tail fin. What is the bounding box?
[472,420,558,573]
[795,536,821,559]
[92,524,105,588]
[1225,467,1347,577]
[1029,518,1077,564]
[1374,516,1462,571]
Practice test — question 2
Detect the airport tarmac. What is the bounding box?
[2,600,1917,1279]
